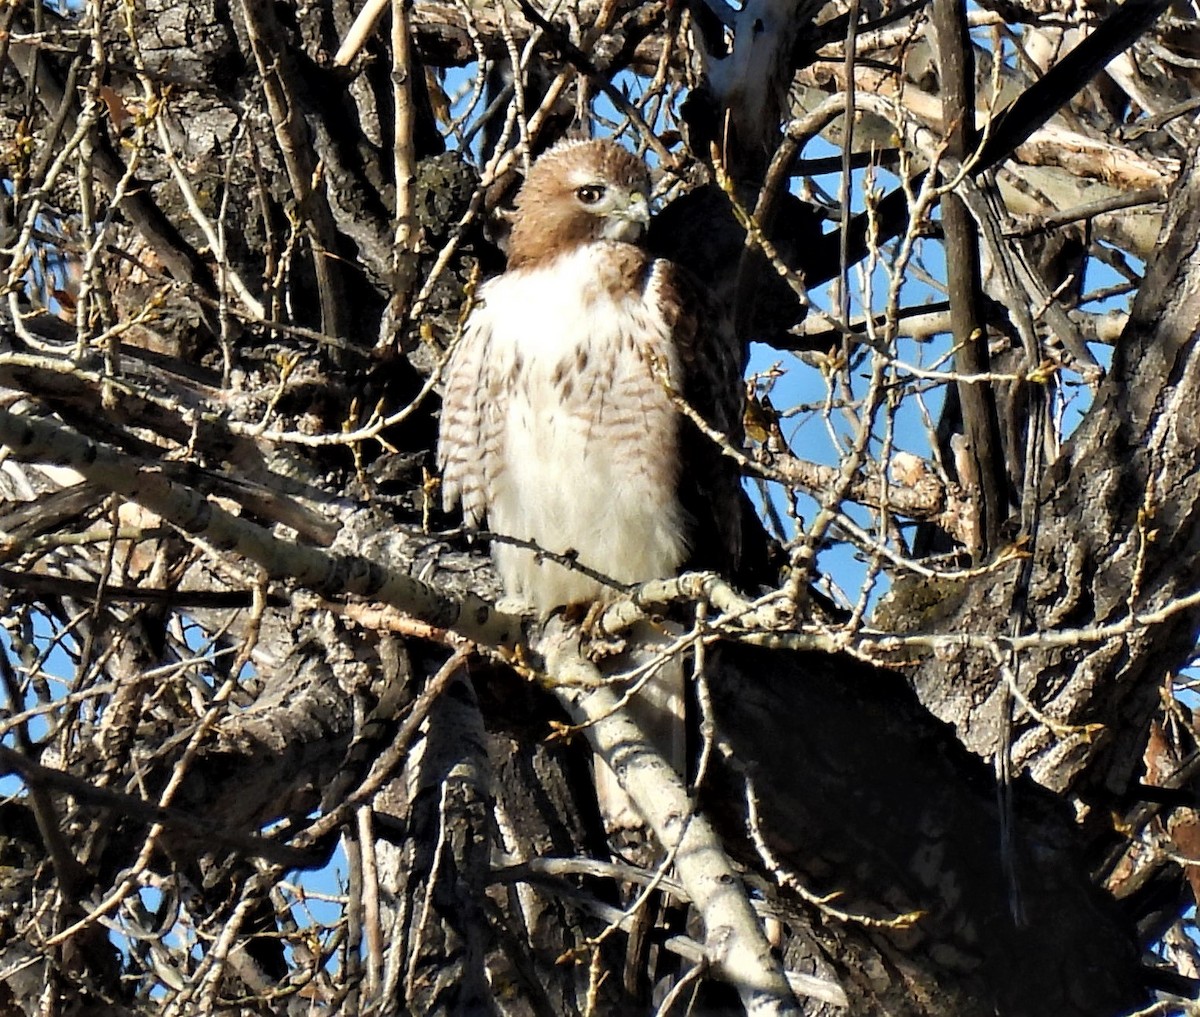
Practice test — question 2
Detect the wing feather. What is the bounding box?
[437,304,504,530]
[651,260,746,576]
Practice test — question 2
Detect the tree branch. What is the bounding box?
[536,618,845,1013]
[0,745,317,867]
[0,407,522,648]
[931,0,1008,559]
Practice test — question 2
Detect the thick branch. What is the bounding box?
[0,745,315,867]
[239,0,347,339]
[931,0,1008,558]
[536,620,844,1014]
[0,408,522,648]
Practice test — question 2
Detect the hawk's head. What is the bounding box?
[506,139,652,270]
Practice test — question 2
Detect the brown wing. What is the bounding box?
[436,306,505,531]
[651,260,747,580]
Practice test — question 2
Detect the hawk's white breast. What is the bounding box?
[474,242,688,614]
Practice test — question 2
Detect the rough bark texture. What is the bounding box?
[707,645,1140,1016]
[896,144,1200,800]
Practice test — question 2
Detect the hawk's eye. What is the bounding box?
[575,184,606,205]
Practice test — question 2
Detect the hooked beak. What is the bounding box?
[621,191,651,226]
[603,190,651,242]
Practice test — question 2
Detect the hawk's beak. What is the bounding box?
[620,191,651,227]
[604,191,650,242]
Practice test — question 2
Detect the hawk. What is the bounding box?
[437,138,745,616]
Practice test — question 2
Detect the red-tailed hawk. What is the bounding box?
[437,138,744,615]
